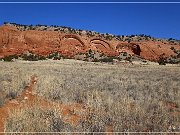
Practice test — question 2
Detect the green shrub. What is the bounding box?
[2,55,18,62]
[1,53,46,62]
[125,57,132,62]
[21,53,46,61]
[99,57,114,62]
[38,55,46,60]
[48,52,61,60]
[22,54,37,61]
[123,52,127,56]
[158,59,166,65]
[92,58,100,62]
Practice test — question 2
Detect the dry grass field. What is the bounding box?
[0,59,180,134]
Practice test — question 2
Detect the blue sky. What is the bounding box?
[0,1,180,39]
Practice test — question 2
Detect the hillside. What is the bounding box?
[0,22,180,62]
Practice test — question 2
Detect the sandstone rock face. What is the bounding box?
[0,25,179,61]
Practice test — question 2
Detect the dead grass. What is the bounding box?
[5,106,77,133]
[0,59,180,132]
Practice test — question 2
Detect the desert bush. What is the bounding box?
[22,53,46,61]
[158,58,166,65]
[92,58,100,62]
[125,57,132,62]
[99,57,114,63]
[1,53,46,62]
[2,55,18,62]
[48,52,61,60]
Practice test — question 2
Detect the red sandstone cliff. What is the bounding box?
[0,24,179,61]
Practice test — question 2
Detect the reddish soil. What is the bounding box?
[0,75,114,133]
[0,75,88,133]
[0,25,179,61]
[0,75,179,133]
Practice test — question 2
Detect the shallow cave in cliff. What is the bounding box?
[132,44,141,55]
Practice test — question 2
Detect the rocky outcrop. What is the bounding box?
[0,24,180,61]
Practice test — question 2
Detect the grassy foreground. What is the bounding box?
[0,59,180,133]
